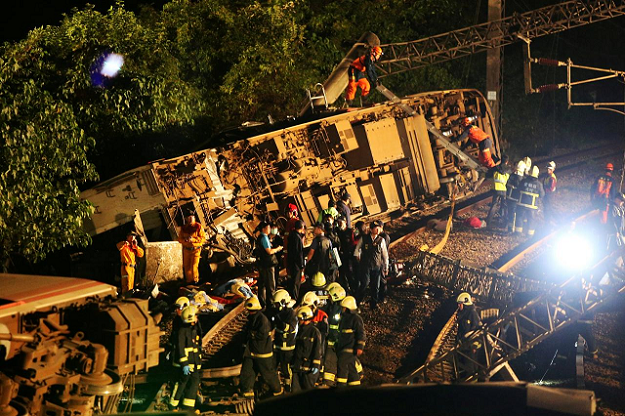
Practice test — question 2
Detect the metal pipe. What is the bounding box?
[570,74,619,86]
[0,333,36,343]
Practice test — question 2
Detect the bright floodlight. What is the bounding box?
[101,53,124,77]
[555,233,593,270]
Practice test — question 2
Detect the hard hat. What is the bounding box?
[301,292,320,308]
[297,305,315,321]
[606,163,614,171]
[546,161,556,171]
[328,284,346,302]
[340,296,358,311]
[515,160,526,175]
[530,165,539,178]
[193,291,208,306]
[245,296,262,311]
[232,281,252,299]
[272,289,291,308]
[175,296,190,310]
[326,282,342,294]
[181,304,198,323]
[456,292,473,306]
[288,203,298,213]
[371,46,383,56]
[311,272,326,288]
[460,117,471,127]
[523,157,532,173]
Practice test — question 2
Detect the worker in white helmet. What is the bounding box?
[515,166,545,236]
[542,161,558,225]
[456,293,482,375]
[506,160,526,233]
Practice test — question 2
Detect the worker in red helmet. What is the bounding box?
[591,163,617,224]
[345,46,383,106]
[453,117,497,168]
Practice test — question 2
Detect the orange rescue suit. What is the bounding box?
[116,241,144,293]
[346,55,378,101]
[178,223,207,283]
[456,125,496,168]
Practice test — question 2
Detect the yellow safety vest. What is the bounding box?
[493,171,509,192]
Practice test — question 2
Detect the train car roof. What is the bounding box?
[0,274,117,319]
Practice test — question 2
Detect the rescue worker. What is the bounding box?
[354,220,389,309]
[506,160,526,233]
[116,231,144,294]
[350,221,367,297]
[270,290,297,392]
[178,213,206,284]
[306,223,333,281]
[170,304,202,411]
[286,220,306,301]
[239,296,283,398]
[456,292,482,375]
[317,200,340,223]
[301,291,329,348]
[486,155,510,226]
[591,163,617,224]
[322,283,347,386]
[256,221,283,307]
[523,156,532,176]
[345,46,383,106]
[335,296,366,387]
[515,165,544,236]
[542,161,558,224]
[453,117,496,168]
[301,272,330,308]
[336,193,352,229]
[291,305,322,392]
[336,216,356,294]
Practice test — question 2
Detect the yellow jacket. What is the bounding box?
[116,241,144,265]
[178,223,207,248]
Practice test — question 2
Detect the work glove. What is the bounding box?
[310,368,319,375]
[183,365,191,376]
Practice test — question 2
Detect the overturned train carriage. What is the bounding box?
[82,89,499,262]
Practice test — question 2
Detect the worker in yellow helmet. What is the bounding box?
[291,306,322,392]
[169,305,202,412]
[335,296,366,387]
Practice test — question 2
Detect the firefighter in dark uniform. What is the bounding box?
[336,296,366,386]
[270,289,297,392]
[301,291,329,350]
[170,304,202,411]
[515,165,544,236]
[291,305,323,392]
[456,292,483,375]
[506,160,526,233]
[239,297,283,398]
[322,283,346,386]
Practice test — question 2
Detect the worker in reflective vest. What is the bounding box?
[291,306,322,392]
[515,166,545,236]
[321,283,346,386]
[506,160,526,233]
[591,163,616,224]
[239,297,283,398]
[170,305,202,411]
[454,117,497,168]
[178,213,207,284]
[269,290,297,392]
[345,46,383,106]
[116,232,144,294]
[542,161,558,224]
[335,296,366,387]
[486,155,510,226]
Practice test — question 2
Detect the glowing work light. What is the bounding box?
[555,233,593,271]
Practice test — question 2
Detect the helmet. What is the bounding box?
[546,161,556,171]
[460,117,471,127]
[515,161,526,175]
[328,284,346,302]
[311,272,326,288]
[606,163,614,171]
[371,46,383,57]
[232,281,252,299]
[193,291,208,306]
[245,296,262,311]
[456,292,473,306]
[272,289,291,309]
[288,203,298,213]
[175,296,190,310]
[301,292,320,308]
[530,165,539,178]
[523,157,532,174]
[297,305,315,321]
[340,296,358,311]
[181,304,198,323]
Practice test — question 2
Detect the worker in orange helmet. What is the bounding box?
[453,117,497,168]
[116,231,144,293]
[591,163,617,224]
[345,46,383,106]
[178,212,207,284]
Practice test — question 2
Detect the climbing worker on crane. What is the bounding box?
[486,155,510,227]
[515,166,545,237]
[591,163,617,225]
[178,212,207,284]
[456,292,482,375]
[542,161,558,225]
[506,160,526,233]
[453,117,497,168]
[116,231,144,294]
[170,304,202,412]
[345,46,383,107]
[291,305,323,392]
[239,296,283,399]
[335,296,366,387]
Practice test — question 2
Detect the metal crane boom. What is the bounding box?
[377,0,625,78]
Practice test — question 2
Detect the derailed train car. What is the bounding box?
[81,89,499,263]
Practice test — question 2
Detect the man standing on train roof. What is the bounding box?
[453,116,497,168]
[345,46,383,107]
[178,212,206,284]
